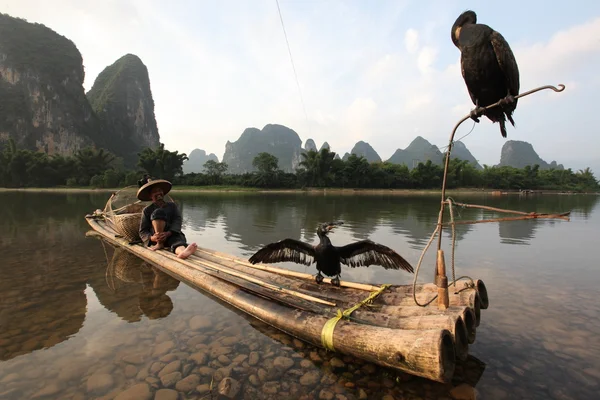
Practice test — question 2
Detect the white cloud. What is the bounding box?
[404,28,419,54]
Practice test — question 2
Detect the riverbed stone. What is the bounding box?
[274,356,294,371]
[156,332,173,344]
[248,351,260,366]
[249,374,260,387]
[122,353,146,365]
[150,362,165,374]
[262,381,279,394]
[159,360,181,378]
[196,384,210,395]
[155,389,179,400]
[300,371,320,386]
[197,366,215,377]
[218,355,231,365]
[232,354,248,364]
[114,383,151,400]
[450,383,477,400]
[218,377,241,399]
[187,335,206,347]
[31,383,62,399]
[189,351,208,365]
[159,354,178,363]
[175,374,200,392]
[124,365,138,378]
[330,357,345,369]
[87,373,114,394]
[160,372,182,388]
[153,341,175,357]
[318,389,335,400]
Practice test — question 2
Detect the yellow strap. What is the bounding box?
[320,284,391,351]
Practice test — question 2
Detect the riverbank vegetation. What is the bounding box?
[1,140,598,192]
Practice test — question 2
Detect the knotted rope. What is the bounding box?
[320,284,391,351]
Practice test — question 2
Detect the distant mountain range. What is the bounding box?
[184,123,564,174]
[0,13,568,177]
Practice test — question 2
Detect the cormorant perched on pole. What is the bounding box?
[451,10,520,138]
[248,221,414,286]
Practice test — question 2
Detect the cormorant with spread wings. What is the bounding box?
[451,10,520,138]
[248,221,414,287]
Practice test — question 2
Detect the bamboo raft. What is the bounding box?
[81,83,573,385]
[85,212,488,383]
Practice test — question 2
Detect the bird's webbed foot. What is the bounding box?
[469,106,484,123]
[331,276,341,287]
[315,272,324,284]
[499,94,516,107]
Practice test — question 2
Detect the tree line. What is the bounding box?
[1,140,598,192]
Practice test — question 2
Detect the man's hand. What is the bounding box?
[151,231,171,242]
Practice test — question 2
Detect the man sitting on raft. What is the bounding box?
[137,179,197,259]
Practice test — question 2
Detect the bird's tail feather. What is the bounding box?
[499,119,507,138]
[506,112,516,127]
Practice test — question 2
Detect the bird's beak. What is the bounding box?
[326,221,343,232]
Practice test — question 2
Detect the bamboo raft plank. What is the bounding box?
[85,214,489,383]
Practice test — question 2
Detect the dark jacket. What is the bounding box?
[139,202,183,245]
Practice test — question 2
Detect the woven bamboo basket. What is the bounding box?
[103,186,148,242]
[113,203,146,241]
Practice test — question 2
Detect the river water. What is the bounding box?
[0,191,598,399]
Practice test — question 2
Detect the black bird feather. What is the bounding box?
[451,10,520,138]
[248,221,414,286]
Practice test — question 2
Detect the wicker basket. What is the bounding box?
[104,187,147,242]
[111,213,144,242]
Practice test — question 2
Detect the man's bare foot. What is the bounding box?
[150,243,164,251]
[177,243,198,259]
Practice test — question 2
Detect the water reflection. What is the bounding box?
[176,193,600,254]
[89,245,180,322]
[0,192,111,362]
[498,220,539,245]
[1,191,599,400]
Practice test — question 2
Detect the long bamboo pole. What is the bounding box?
[161,251,337,307]
[447,213,571,225]
[451,202,571,217]
[194,246,379,292]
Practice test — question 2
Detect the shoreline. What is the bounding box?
[0,186,597,195]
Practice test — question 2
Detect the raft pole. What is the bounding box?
[413,83,568,309]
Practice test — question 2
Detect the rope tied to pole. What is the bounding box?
[320,284,391,351]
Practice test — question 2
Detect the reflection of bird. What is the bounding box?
[451,10,520,138]
[248,221,414,286]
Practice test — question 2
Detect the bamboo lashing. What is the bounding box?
[320,284,391,352]
[158,251,337,307]
[193,246,380,292]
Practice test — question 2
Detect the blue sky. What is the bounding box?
[4,0,600,174]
